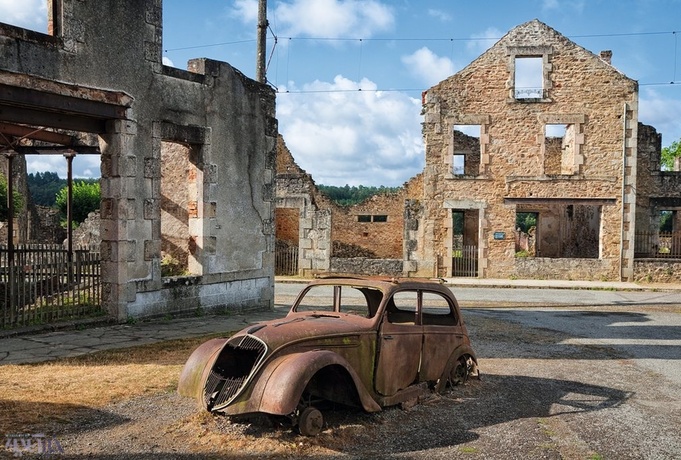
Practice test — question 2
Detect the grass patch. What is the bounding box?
[0,332,226,434]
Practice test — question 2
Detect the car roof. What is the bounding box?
[307,274,451,292]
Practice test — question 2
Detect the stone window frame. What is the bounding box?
[506,46,553,103]
[537,113,586,175]
[444,115,491,178]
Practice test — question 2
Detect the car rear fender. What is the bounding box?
[177,337,228,408]
[254,350,381,416]
[435,344,479,393]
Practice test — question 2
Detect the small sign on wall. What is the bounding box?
[493,231,506,240]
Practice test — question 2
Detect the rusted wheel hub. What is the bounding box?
[298,406,323,436]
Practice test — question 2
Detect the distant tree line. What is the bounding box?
[26,172,100,226]
[27,172,98,207]
[318,184,401,206]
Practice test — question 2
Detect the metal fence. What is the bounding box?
[634,232,681,258]
[0,244,102,328]
[275,244,299,276]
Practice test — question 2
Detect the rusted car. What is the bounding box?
[178,276,478,436]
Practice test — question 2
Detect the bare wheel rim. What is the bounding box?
[450,357,470,386]
[298,406,323,436]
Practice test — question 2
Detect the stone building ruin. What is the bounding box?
[0,0,277,320]
[276,19,679,283]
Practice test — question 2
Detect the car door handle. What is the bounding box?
[383,335,394,340]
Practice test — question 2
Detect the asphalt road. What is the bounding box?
[275,281,681,307]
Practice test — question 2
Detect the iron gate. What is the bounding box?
[452,245,478,277]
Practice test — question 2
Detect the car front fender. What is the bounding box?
[248,350,382,416]
[177,337,228,408]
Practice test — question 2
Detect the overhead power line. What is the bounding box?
[165,29,681,52]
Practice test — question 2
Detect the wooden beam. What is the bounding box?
[0,122,75,145]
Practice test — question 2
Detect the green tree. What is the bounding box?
[660,211,673,232]
[661,140,681,171]
[0,174,23,221]
[27,171,66,207]
[55,181,101,225]
[516,212,537,233]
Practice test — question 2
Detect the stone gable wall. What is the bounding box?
[420,19,638,280]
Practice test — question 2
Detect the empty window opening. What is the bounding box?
[515,212,538,256]
[1,1,55,34]
[637,209,681,257]
[452,155,465,175]
[659,210,674,233]
[160,141,201,277]
[452,125,481,176]
[518,204,600,259]
[515,56,543,99]
[657,210,679,255]
[357,215,386,223]
[422,292,457,326]
[544,124,576,174]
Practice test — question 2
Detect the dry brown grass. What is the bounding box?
[0,333,223,434]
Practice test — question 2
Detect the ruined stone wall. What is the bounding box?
[0,0,277,319]
[331,192,405,259]
[633,260,681,283]
[420,19,638,281]
[0,154,30,243]
[635,123,681,233]
[275,207,299,244]
[276,134,424,275]
[329,173,423,261]
[275,136,332,275]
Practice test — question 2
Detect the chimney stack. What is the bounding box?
[600,50,612,65]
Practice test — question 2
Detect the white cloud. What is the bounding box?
[26,155,99,179]
[466,27,502,55]
[0,0,47,30]
[230,0,259,23]
[272,0,394,38]
[277,76,424,186]
[162,56,175,67]
[401,47,456,87]
[639,88,681,147]
[427,9,452,22]
[542,0,560,10]
[541,0,585,13]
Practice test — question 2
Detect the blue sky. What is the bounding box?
[2,0,680,186]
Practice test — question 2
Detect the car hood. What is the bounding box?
[236,312,375,350]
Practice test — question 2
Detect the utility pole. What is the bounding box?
[256,0,267,83]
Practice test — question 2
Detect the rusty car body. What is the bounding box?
[178,276,478,435]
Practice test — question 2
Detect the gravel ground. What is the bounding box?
[9,304,681,459]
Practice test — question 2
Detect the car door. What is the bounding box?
[419,290,465,382]
[374,290,422,396]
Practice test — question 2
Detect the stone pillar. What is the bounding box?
[99,119,138,321]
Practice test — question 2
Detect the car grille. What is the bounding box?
[204,334,268,410]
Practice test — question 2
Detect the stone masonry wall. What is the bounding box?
[1,1,277,320]
[276,135,423,275]
[420,19,638,281]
